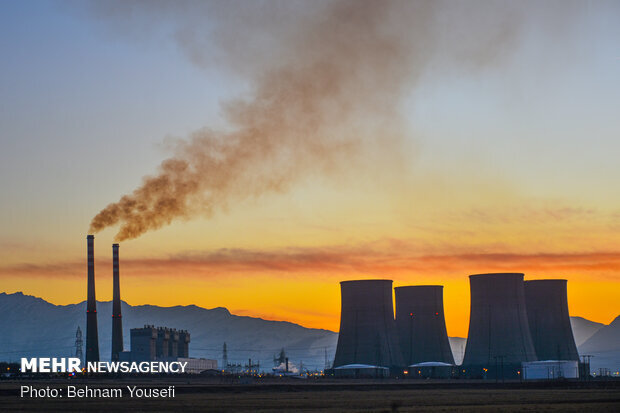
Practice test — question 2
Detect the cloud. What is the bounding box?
[2,240,619,281]
[446,205,598,225]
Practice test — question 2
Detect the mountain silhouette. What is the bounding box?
[1,292,617,373]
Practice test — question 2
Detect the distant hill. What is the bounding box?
[570,316,605,346]
[1,292,617,373]
[578,316,620,374]
[0,292,337,370]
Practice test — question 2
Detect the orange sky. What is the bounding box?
[2,235,619,337]
[1,1,620,339]
[2,167,620,338]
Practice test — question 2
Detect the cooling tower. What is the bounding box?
[111,243,123,362]
[524,279,579,361]
[333,280,403,373]
[85,235,100,363]
[462,273,537,378]
[395,286,454,366]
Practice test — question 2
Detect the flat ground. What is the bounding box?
[1,378,618,412]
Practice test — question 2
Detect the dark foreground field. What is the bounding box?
[1,378,619,412]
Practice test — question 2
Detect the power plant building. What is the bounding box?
[395,286,454,366]
[123,325,190,362]
[168,329,179,358]
[522,360,579,380]
[333,280,403,375]
[524,279,579,361]
[119,325,215,373]
[128,326,158,362]
[178,330,190,358]
[80,235,214,373]
[156,327,170,358]
[462,273,537,378]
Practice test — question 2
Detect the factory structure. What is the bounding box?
[111,243,123,362]
[395,286,455,378]
[333,280,403,377]
[84,234,582,379]
[83,235,216,374]
[461,273,538,379]
[119,325,190,362]
[524,280,579,361]
[333,273,582,379]
[85,235,99,364]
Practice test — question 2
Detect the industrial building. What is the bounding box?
[119,325,216,373]
[522,360,579,380]
[84,231,583,380]
[154,327,189,359]
[333,280,403,376]
[82,234,215,373]
[125,326,158,362]
[85,235,100,363]
[178,330,190,358]
[461,273,538,379]
[122,325,190,362]
[395,286,455,367]
[177,358,218,374]
[524,279,579,361]
[156,327,170,358]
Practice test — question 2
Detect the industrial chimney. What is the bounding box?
[111,243,123,362]
[333,280,403,375]
[461,273,537,379]
[524,279,579,361]
[86,235,100,363]
[395,286,455,366]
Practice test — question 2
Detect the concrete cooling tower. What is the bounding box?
[333,280,403,375]
[395,286,454,366]
[462,273,537,379]
[524,279,579,361]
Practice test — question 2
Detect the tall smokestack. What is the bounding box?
[85,235,100,363]
[461,273,537,379]
[524,279,579,361]
[111,243,123,362]
[395,285,455,366]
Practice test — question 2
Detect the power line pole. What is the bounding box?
[222,342,228,372]
[75,326,83,365]
[324,347,329,371]
[580,355,593,381]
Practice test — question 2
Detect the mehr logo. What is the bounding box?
[21,358,81,373]
[20,358,188,373]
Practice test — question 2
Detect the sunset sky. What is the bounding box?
[1,0,619,337]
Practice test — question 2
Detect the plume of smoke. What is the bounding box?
[89,0,523,241]
[273,361,299,374]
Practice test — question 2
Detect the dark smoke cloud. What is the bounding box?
[88,0,523,241]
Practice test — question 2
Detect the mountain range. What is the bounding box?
[0,292,617,373]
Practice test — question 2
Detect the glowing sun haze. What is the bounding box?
[1,0,619,337]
